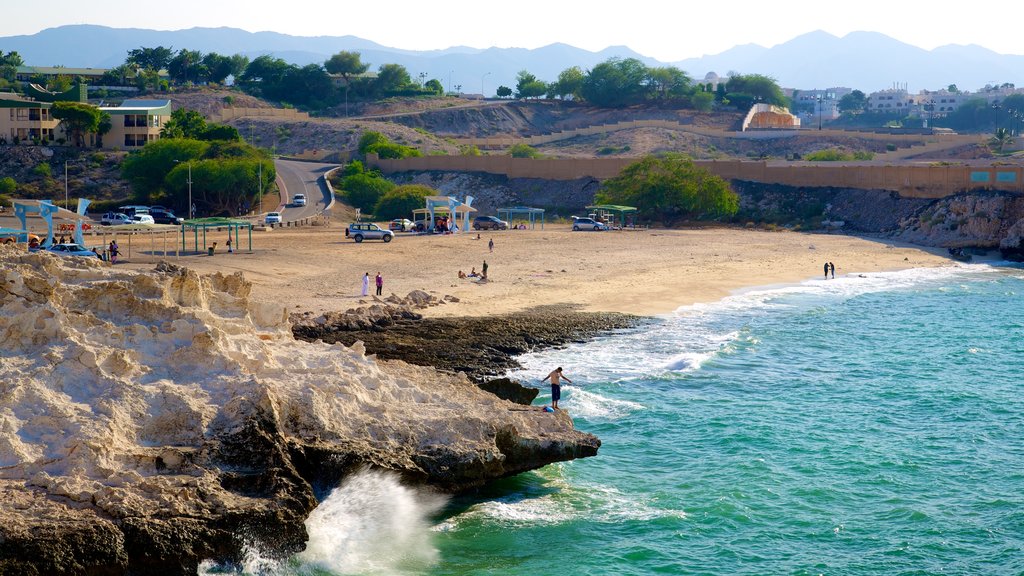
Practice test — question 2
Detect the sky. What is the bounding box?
[3,0,1023,60]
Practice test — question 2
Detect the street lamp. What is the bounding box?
[481,71,491,97]
[174,160,193,220]
[817,92,823,130]
[64,160,69,209]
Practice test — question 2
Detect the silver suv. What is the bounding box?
[347,222,394,243]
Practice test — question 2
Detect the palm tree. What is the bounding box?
[988,127,1014,154]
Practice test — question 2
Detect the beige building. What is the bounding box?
[0,94,60,144]
[95,99,172,149]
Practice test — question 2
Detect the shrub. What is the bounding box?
[509,143,541,158]
[341,173,396,212]
[32,162,52,178]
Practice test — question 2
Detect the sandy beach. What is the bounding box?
[115,223,954,318]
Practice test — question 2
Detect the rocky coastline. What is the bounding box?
[291,296,644,382]
[0,251,618,574]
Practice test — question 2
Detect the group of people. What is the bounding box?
[823,261,836,279]
[361,272,384,296]
[457,260,488,280]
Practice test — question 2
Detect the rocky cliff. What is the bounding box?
[0,247,599,574]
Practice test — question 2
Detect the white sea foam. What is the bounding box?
[561,388,645,421]
[199,469,447,576]
[295,469,447,575]
[442,472,685,531]
[511,264,1002,391]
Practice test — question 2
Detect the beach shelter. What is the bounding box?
[585,204,639,228]
[103,222,182,259]
[496,206,545,229]
[11,198,95,248]
[180,217,253,254]
[414,196,477,233]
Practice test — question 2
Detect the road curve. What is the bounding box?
[273,158,339,221]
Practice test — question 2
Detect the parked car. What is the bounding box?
[473,216,509,230]
[572,217,609,231]
[131,214,156,225]
[0,231,40,244]
[292,193,307,207]
[347,222,394,243]
[389,218,415,232]
[101,212,132,226]
[264,212,282,225]
[149,209,183,225]
[118,205,150,217]
[46,243,100,258]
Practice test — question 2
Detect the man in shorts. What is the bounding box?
[540,367,572,410]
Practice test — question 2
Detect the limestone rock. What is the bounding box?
[0,248,600,573]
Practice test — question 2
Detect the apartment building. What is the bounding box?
[0,94,60,144]
[95,99,172,149]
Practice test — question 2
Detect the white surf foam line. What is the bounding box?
[440,471,685,531]
[510,264,1001,388]
[562,387,645,421]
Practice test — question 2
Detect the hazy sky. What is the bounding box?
[4,0,1022,60]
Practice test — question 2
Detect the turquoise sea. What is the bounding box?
[209,263,1024,575]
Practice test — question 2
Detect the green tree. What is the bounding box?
[508,143,541,158]
[201,52,245,84]
[838,90,867,114]
[496,85,513,99]
[580,57,649,107]
[691,91,715,112]
[514,70,547,99]
[375,63,411,94]
[374,184,433,220]
[724,74,786,107]
[126,46,173,71]
[648,66,692,100]
[52,102,102,147]
[424,79,443,94]
[168,49,205,83]
[341,173,395,212]
[989,127,1014,153]
[325,51,369,81]
[0,176,16,196]
[550,66,585,100]
[238,55,292,99]
[161,108,208,139]
[357,130,422,159]
[596,153,738,224]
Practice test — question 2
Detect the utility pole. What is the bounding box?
[258,161,263,215]
[64,160,68,208]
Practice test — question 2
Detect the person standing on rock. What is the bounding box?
[375,271,383,296]
[361,272,370,297]
[540,367,572,410]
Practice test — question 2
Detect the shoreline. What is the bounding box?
[117,225,955,321]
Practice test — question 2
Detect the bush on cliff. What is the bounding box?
[374,184,435,220]
[595,153,738,225]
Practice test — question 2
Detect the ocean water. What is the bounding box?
[210,263,1024,575]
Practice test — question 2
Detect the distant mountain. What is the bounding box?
[2,25,1023,94]
[675,30,1024,92]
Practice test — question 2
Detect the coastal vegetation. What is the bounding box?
[596,153,739,224]
[120,137,273,216]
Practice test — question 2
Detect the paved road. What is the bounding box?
[273,158,339,221]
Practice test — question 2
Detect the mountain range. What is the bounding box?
[2,25,1023,95]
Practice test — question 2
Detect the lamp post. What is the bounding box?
[174,160,193,220]
[817,93,823,131]
[258,160,263,216]
[64,160,68,209]
[481,71,491,97]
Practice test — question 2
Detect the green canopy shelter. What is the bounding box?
[496,206,545,229]
[585,204,639,229]
[180,218,253,254]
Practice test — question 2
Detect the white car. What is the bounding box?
[292,194,307,207]
[572,217,610,231]
[265,212,282,225]
[131,214,155,224]
[101,212,132,226]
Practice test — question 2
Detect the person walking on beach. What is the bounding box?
[109,240,119,264]
[540,367,572,410]
[482,259,488,279]
[824,262,829,279]
[361,272,370,297]
[829,262,835,279]
[375,272,383,296]
[488,238,494,253]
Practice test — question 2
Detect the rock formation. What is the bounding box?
[0,247,599,574]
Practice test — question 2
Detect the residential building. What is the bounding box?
[0,94,60,144]
[95,99,172,149]
[866,88,914,114]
